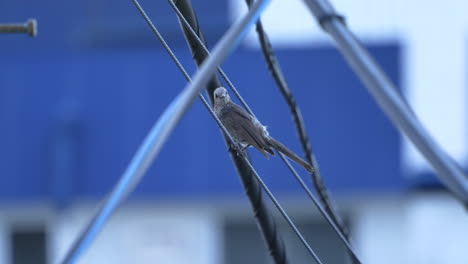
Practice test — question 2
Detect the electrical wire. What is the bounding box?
[59,0,273,263]
[171,1,288,262]
[131,0,323,262]
[243,0,351,248]
[168,0,361,261]
[302,0,468,204]
[278,152,361,263]
[167,0,256,118]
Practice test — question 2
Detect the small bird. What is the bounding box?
[213,87,314,173]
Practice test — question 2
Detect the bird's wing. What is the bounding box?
[229,103,253,120]
[228,104,271,158]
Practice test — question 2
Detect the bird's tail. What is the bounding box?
[268,137,314,173]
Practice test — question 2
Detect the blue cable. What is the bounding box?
[59,0,271,262]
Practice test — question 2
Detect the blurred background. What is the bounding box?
[1,0,467,263]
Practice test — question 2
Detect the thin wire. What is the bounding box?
[171,2,289,263]
[60,0,272,263]
[242,154,323,264]
[243,0,351,249]
[164,0,288,264]
[136,1,288,263]
[278,152,362,263]
[205,97,323,264]
[243,1,358,263]
[132,1,322,262]
[168,0,359,259]
[168,0,256,118]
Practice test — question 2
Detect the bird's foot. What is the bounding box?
[240,144,250,152]
[228,142,244,156]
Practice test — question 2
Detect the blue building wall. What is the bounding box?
[1,0,405,201]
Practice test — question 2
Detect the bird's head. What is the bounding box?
[214,87,230,105]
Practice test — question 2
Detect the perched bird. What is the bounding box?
[213,87,314,173]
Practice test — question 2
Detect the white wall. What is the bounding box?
[353,194,468,264]
[0,195,463,264]
[50,204,223,264]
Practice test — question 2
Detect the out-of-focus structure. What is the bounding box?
[1,0,467,263]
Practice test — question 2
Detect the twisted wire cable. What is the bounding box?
[169,0,360,261]
[168,1,286,262]
[133,0,328,262]
[242,0,355,262]
[59,0,277,263]
[168,0,256,118]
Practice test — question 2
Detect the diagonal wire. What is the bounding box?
[168,0,360,260]
[245,0,350,242]
[167,0,256,117]
[241,0,356,262]
[131,0,323,262]
[302,0,468,205]
[277,152,361,263]
[170,1,287,263]
[59,0,272,263]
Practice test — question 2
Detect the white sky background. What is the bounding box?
[230,0,468,174]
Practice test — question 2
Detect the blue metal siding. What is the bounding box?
[0,1,404,200]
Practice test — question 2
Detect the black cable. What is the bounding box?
[278,152,361,263]
[132,0,323,263]
[168,0,256,118]
[61,1,275,262]
[243,0,353,257]
[131,1,324,261]
[170,1,359,261]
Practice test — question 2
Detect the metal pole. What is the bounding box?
[303,0,468,204]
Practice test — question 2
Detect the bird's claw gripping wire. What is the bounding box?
[228,141,245,156]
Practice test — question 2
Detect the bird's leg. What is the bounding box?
[240,144,250,152]
[228,141,243,154]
